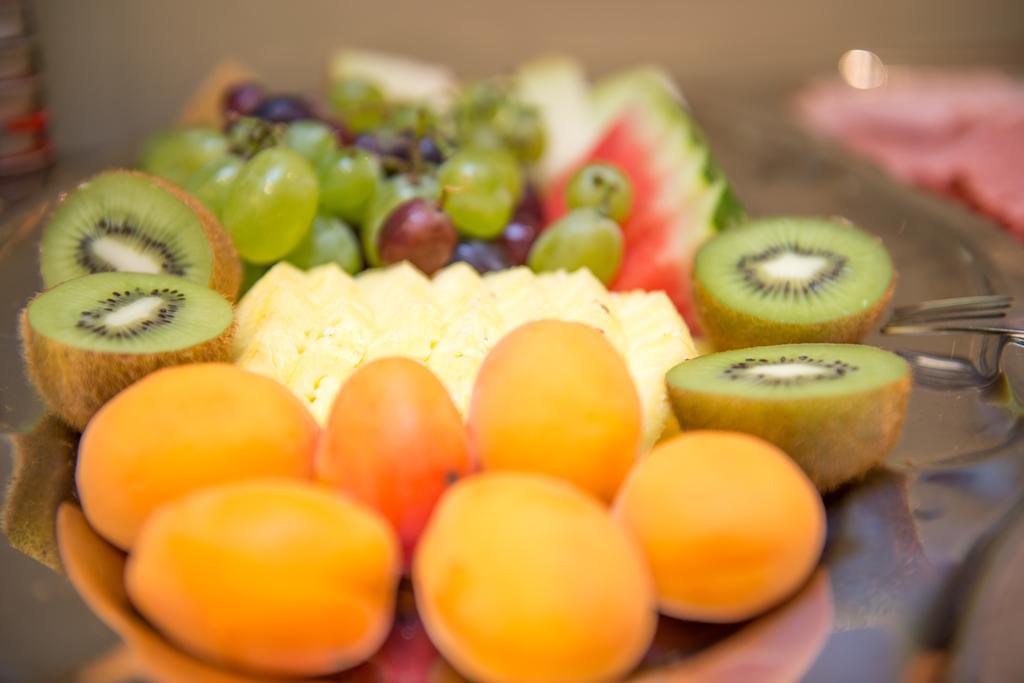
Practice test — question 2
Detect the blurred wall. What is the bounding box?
[35,0,1024,155]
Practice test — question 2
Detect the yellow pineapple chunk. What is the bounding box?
[233,262,309,351]
[612,290,697,448]
[428,264,501,411]
[357,263,442,362]
[233,262,697,449]
[483,267,556,335]
[539,269,627,353]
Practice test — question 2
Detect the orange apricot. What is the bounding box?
[414,472,656,683]
[613,431,826,622]
[126,479,400,678]
[315,358,471,567]
[77,363,317,550]
[468,320,642,502]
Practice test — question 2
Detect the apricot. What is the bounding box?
[413,472,656,683]
[315,358,471,567]
[468,320,642,502]
[126,479,400,678]
[613,431,825,622]
[77,363,317,550]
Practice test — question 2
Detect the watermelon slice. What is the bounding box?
[543,68,745,331]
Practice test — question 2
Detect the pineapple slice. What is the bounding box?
[483,267,556,336]
[429,263,502,412]
[286,264,373,418]
[612,290,697,448]
[233,262,309,351]
[432,262,486,319]
[539,269,627,354]
[357,263,442,362]
[233,263,697,450]
[233,264,321,381]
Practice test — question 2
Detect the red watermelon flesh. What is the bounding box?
[544,103,743,333]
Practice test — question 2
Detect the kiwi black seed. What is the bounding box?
[20,271,235,431]
[667,343,910,491]
[40,170,242,301]
[693,217,894,350]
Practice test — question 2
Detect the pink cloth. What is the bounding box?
[795,69,1024,239]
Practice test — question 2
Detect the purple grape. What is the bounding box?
[515,181,544,226]
[253,96,314,123]
[451,239,511,274]
[497,220,539,266]
[418,137,445,165]
[379,198,457,275]
[355,132,405,159]
[223,81,266,118]
[321,117,354,146]
[355,133,446,166]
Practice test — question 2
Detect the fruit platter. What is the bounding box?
[2,51,1024,682]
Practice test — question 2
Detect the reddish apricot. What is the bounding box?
[126,479,400,677]
[468,320,642,502]
[77,363,317,550]
[414,472,656,683]
[614,431,825,622]
[315,357,472,567]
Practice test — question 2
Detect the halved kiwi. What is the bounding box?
[667,343,910,491]
[1,414,78,571]
[40,170,242,301]
[20,272,235,431]
[693,217,894,350]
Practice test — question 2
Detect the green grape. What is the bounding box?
[495,101,546,162]
[566,162,634,222]
[184,155,245,218]
[453,81,545,162]
[329,78,387,134]
[527,207,624,285]
[438,148,520,238]
[361,174,440,266]
[222,147,319,264]
[439,147,521,202]
[226,116,279,159]
[317,149,382,225]
[284,215,363,274]
[139,128,227,186]
[281,120,337,167]
[444,185,514,239]
[387,102,439,137]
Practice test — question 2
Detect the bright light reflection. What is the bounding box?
[839,49,887,89]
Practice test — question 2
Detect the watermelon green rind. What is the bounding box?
[592,67,744,229]
[542,64,745,330]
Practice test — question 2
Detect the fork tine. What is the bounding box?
[883,322,1021,337]
[892,294,1012,319]
[892,310,1008,324]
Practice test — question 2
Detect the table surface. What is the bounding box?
[1,90,1023,682]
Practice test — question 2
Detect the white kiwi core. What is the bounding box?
[750,363,831,379]
[104,296,165,327]
[757,251,830,283]
[91,237,164,274]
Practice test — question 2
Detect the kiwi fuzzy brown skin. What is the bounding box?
[668,360,910,492]
[693,276,895,352]
[46,170,243,302]
[1,414,78,571]
[19,306,235,432]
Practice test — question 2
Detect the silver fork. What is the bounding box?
[883,294,1024,341]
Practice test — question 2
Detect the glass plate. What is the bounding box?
[1,96,1022,682]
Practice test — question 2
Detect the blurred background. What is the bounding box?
[33,0,1024,156]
